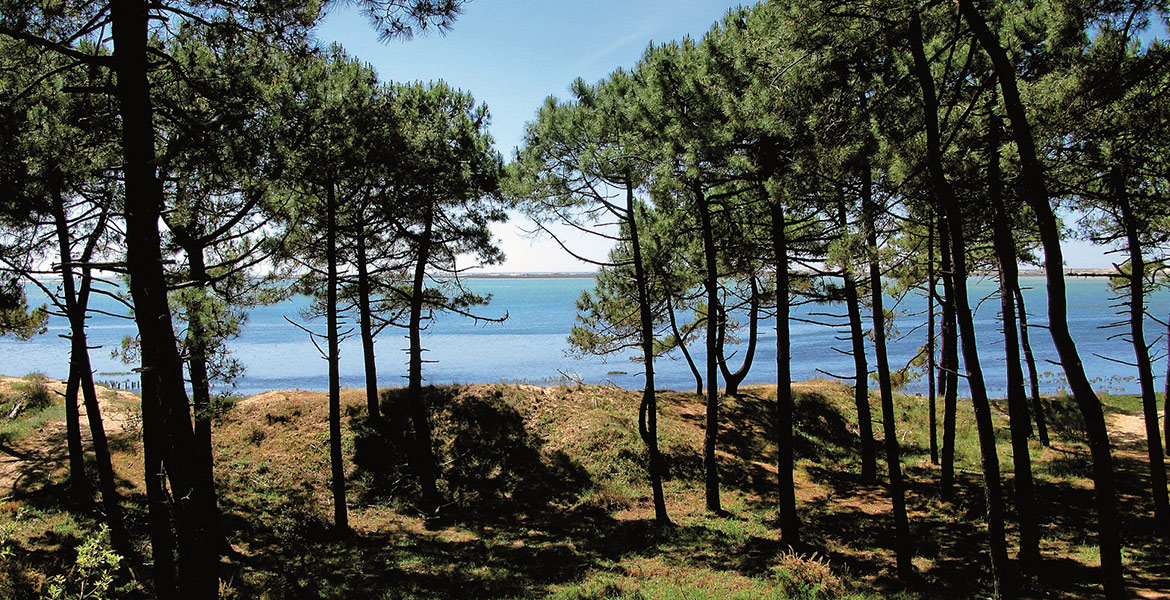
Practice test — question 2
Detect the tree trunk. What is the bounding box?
[839,198,876,484]
[77,322,135,560]
[939,213,959,500]
[668,299,703,396]
[63,361,89,504]
[141,387,175,598]
[958,3,1125,596]
[183,242,227,553]
[187,248,213,487]
[626,177,670,526]
[409,206,442,512]
[356,234,380,420]
[1118,183,1170,532]
[909,15,1013,595]
[326,183,349,534]
[111,1,217,593]
[928,213,939,465]
[861,157,912,580]
[942,170,1014,600]
[772,200,800,544]
[989,113,1040,576]
[52,199,130,559]
[696,183,722,514]
[718,277,760,397]
[1013,287,1049,446]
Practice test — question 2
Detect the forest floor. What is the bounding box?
[1,373,1168,599]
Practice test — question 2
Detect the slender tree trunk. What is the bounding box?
[928,213,939,465]
[909,15,1012,596]
[111,2,218,592]
[71,290,128,555]
[861,157,912,580]
[52,200,130,559]
[718,277,760,398]
[959,4,1125,596]
[773,200,800,544]
[696,183,722,514]
[943,218,1014,600]
[326,183,349,534]
[46,195,85,500]
[716,299,728,376]
[939,213,959,500]
[183,243,227,553]
[1165,308,1169,455]
[1007,293,1035,442]
[626,178,670,525]
[356,234,380,420]
[1014,287,1049,446]
[1118,186,1170,532]
[937,305,948,405]
[77,325,134,559]
[668,299,703,396]
[187,248,213,486]
[63,362,89,504]
[989,113,1040,576]
[409,206,442,512]
[839,198,876,483]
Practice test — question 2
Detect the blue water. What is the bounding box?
[3,276,1167,398]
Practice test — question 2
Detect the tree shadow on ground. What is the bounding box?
[351,386,592,517]
[0,423,147,600]
[220,386,797,599]
[11,383,1155,600]
[2,423,139,510]
[715,389,1170,599]
[226,501,797,600]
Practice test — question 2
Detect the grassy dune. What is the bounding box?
[0,376,1167,598]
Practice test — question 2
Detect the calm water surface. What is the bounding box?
[3,276,1167,398]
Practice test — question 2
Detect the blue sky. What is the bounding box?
[317,1,745,158]
[317,1,1112,272]
[317,0,749,272]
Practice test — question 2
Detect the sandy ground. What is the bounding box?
[0,375,140,497]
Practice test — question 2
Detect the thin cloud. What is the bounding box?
[578,24,656,70]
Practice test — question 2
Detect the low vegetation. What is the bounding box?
[0,375,63,447]
[0,377,1166,598]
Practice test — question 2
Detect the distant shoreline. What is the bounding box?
[461,268,1132,279]
[461,272,597,279]
[1020,268,1124,278]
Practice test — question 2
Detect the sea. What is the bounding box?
[3,275,1167,398]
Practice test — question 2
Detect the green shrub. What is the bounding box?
[45,526,124,600]
[1,379,57,441]
[18,380,54,412]
[208,395,239,424]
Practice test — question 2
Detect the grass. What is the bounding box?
[1,376,1168,598]
[546,558,856,600]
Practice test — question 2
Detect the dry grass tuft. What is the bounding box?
[772,549,848,598]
